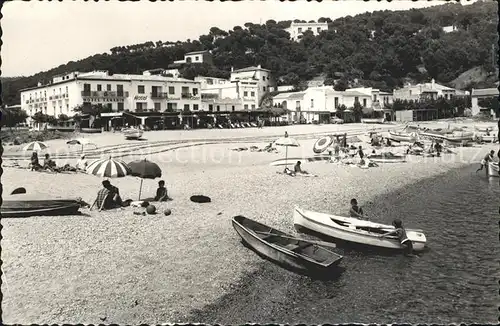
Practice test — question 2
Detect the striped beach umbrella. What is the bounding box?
[86,157,131,178]
[313,136,333,154]
[23,141,48,152]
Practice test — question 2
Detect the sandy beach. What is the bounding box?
[1,120,498,324]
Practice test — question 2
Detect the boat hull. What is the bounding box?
[361,118,385,124]
[122,129,144,139]
[488,162,499,177]
[232,216,342,272]
[387,131,418,143]
[293,207,426,252]
[1,199,82,218]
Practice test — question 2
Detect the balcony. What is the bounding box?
[150,92,169,99]
[201,93,219,100]
[81,91,129,98]
[181,93,200,100]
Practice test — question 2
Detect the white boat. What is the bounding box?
[361,118,385,124]
[419,131,473,144]
[488,162,499,177]
[293,207,427,251]
[122,128,144,139]
[387,130,419,143]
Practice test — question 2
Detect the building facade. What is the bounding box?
[393,79,457,101]
[20,71,203,126]
[471,88,499,117]
[286,22,329,41]
[173,50,213,65]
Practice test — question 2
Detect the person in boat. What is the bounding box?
[154,180,170,201]
[294,161,309,174]
[349,198,365,219]
[29,151,42,171]
[476,150,495,173]
[95,180,123,211]
[43,153,59,172]
[76,154,88,171]
[379,219,414,257]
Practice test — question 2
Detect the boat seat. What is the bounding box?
[283,243,300,251]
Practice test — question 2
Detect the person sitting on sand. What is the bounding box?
[476,150,495,173]
[29,151,42,171]
[94,180,123,211]
[294,161,309,174]
[76,154,88,171]
[43,154,59,172]
[349,198,365,219]
[154,180,170,201]
[379,219,414,257]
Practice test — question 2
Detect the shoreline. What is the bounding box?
[1,122,498,324]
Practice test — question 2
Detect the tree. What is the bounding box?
[478,97,500,117]
[73,103,111,128]
[352,101,363,122]
[334,78,349,91]
[336,104,347,118]
[0,106,28,129]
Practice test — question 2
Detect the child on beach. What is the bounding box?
[476,150,495,173]
[294,161,309,174]
[76,154,88,171]
[154,180,170,201]
[379,219,415,257]
[349,199,365,219]
[29,152,42,171]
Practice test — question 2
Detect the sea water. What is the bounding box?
[184,164,500,324]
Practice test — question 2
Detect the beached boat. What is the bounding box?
[293,207,427,252]
[488,162,499,177]
[361,118,385,124]
[269,155,331,166]
[1,196,83,218]
[387,130,419,143]
[367,152,406,163]
[232,215,343,272]
[122,128,144,139]
[419,131,473,144]
[474,125,496,133]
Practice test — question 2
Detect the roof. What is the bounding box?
[471,88,499,97]
[232,66,270,73]
[185,50,209,56]
[343,91,371,97]
[273,92,304,100]
[379,91,393,95]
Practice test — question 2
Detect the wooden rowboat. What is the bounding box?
[387,130,419,143]
[1,195,83,218]
[232,215,343,272]
[488,162,499,177]
[293,207,427,252]
[122,128,144,140]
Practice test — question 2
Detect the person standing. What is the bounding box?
[476,150,495,173]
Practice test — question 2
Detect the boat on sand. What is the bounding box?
[1,194,84,218]
[367,152,406,163]
[488,162,499,177]
[387,130,419,143]
[293,207,427,252]
[232,215,343,272]
[122,127,144,140]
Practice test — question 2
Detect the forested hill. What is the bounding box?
[2,0,497,105]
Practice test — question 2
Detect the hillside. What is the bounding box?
[2,0,498,106]
[448,66,499,90]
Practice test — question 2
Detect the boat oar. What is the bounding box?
[254,231,336,248]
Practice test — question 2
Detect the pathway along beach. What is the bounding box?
[1,121,499,323]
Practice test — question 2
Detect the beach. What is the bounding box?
[1,120,498,324]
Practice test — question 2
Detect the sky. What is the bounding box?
[2,0,475,77]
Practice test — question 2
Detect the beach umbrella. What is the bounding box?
[23,141,48,152]
[67,138,97,152]
[86,157,131,178]
[274,137,300,167]
[127,159,162,200]
[313,136,333,154]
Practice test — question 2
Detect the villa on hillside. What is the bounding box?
[173,50,213,65]
[286,22,329,41]
[393,79,463,101]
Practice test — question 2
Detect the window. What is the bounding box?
[168,86,175,94]
[308,27,312,30]
[118,102,124,111]
[354,96,359,103]
[373,95,377,102]
[136,102,144,111]
[232,106,235,111]
[244,104,249,110]
[117,85,124,95]
[263,86,266,92]
[195,56,199,61]
[334,97,339,108]
[138,85,145,94]
[296,101,301,109]
[97,84,102,91]
[209,104,213,112]
[107,84,112,91]
[363,99,367,107]
[251,104,256,110]
[317,27,321,33]
[298,28,302,33]
[167,103,176,111]
[184,104,190,111]
[107,103,112,111]
[310,99,314,108]
[216,105,220,111]
[154,102,161,111]
[409,90,412,96]
[251,91,255,97]
[207,79,213,85]
[193,104,199,111]
[262,76,266,81]
[66,104,69,112]
[192,88,198,96]
[59,88,61,94]
[181,86,189,94]
[244,91,248,97]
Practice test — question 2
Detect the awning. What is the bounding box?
[101,112,123,117]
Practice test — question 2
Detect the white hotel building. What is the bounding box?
[20,70,202,126]
[286,22,329,41]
